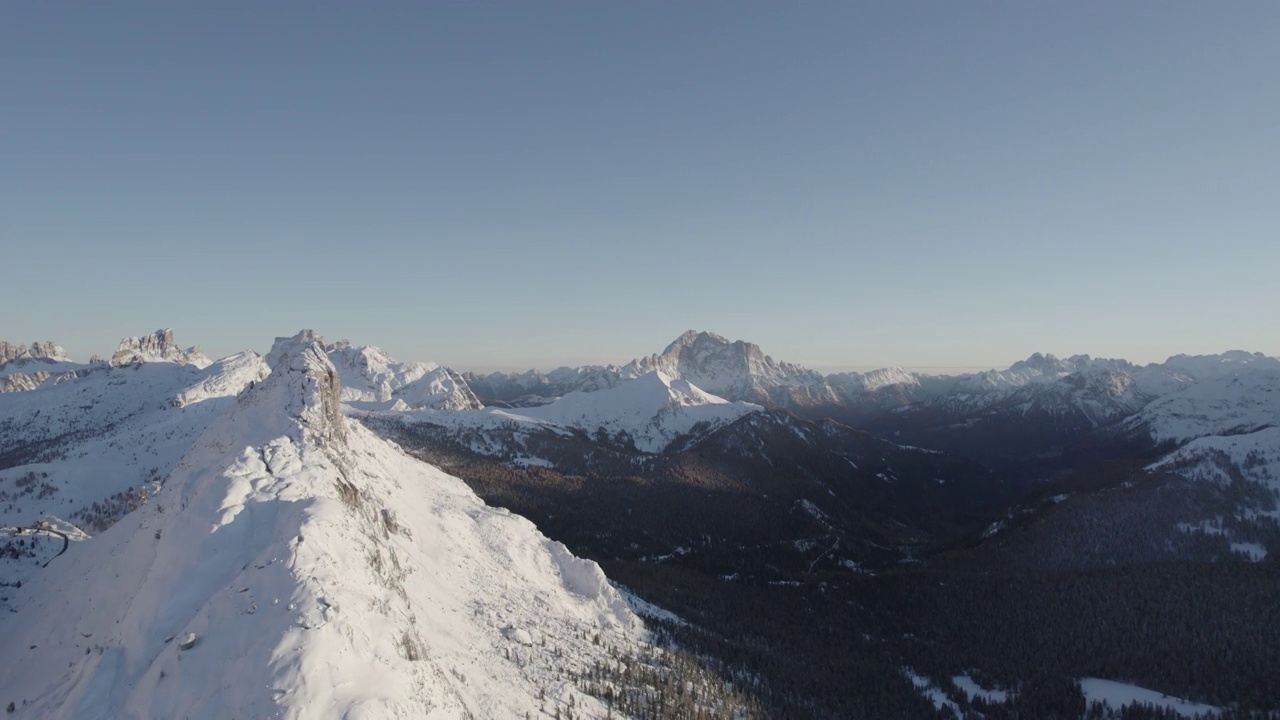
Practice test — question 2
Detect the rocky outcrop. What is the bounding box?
[622,330,835,406]
[326,341,484,411]
[109,329,211,368]
[0,340,68,365]
[0,341,21,364]
[0,371,51,392]
[0,341,80,393]
[264,329,347,448]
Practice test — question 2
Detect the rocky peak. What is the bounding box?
[0,340,69,365]
[110,329,210,368]
[0,341,23,364]
[28,340,66,360]
[263,329,346,447]
[1010,352,1070,375]
[667,329,732,350]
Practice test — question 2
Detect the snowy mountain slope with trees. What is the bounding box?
[1123,368,1280,443]
[0,331,723,720]
[0,341,271,607]
[4,325,1279,718]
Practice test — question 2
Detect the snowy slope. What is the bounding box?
[1079,678,1220,718]
[399,371,761,454]
[1124,368,1280,443]
[327,341,482,411]
[515,370,761,452]
[0,350,271,599]
[1149,426,1280,493]
[0,331,646,720]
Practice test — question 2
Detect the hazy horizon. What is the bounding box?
[6,324,1273,379]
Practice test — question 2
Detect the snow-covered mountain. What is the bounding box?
[618,331,835,407]
[463,366,628,408]
[0,346,271,595]
[395,370,761,454]
[1126,367,1280,539]
[513,370,761,453]
[326,340,482,411]
[0,340,68,364]
[110,328,211,368]
[1124,368,1280,444]
[0,339,93,393]
[0,331,655,719]
[463,331,839,409]
[1161,350,1280,381]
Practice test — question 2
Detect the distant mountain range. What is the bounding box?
[2,327,1278,718]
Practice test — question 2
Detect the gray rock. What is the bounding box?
[110,329,209,368]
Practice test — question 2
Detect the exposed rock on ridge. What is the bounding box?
[263,329,347,448]
[0,340,68,365]
[110,329,211,368]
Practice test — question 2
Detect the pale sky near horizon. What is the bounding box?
[3,3,1278,372]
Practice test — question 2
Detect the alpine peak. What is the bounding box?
[110,328,212,369]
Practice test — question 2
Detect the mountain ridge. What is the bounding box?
[0,330,687,720]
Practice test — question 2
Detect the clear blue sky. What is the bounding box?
[3,2,1277,372]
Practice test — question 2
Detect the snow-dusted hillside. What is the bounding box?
[0,331,649,719]
[1150,426,1280,493]
[1135,368,1280,529]
[395,370,761,454]
[0,348,271,598]
[1125,368,1280,443]
[326,340,482,411]
[515,370,761,452]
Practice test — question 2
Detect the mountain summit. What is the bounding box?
[621,330,832,406]
[0,330,646,719]
[110,329,211,368]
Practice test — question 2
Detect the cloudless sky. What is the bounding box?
[2,2,1277,372]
